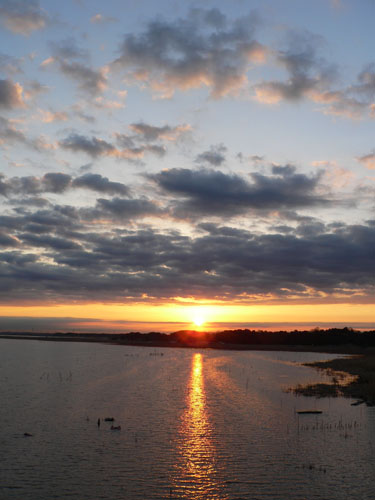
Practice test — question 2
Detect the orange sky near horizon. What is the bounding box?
[0,302,374,332]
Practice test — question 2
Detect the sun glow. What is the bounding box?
[1,302,374,333]
[193,314,205,327]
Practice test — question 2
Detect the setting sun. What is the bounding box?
[193,315,205,327]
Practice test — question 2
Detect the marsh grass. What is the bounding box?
[290,355,375,405]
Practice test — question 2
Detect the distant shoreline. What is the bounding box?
[1,328,375,355]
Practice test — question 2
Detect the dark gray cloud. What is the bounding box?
[253,31,375,119]
[150,165,328,217]
[0,172,129,197]
[42,173,72,193]
[0,219,373,303]
[60,131,169,160]
[72,173,129,195]
[20,233,81,251]
[113,138,166,158]
[0,79,24,109]
[43,39,107,95]
[8,196,50,208]
[254,31,336,103]
[58,60,107,95]
[49,38,87,61]
[353,63,375,99]
[145,144,166,157]
[130,123,172,141]
[0,231,19,247]
[0,0,49,35]
[129,122,190,141]
[114,121,190,159]
[96,197,161,218]
[113,8,266,98]
[60,133,116,157]
[195,143,227,166]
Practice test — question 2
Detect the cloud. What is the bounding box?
[92,96,125,110]
[21,233,82,251]
[72,173,129,195]
[70,104,95,123]
[0,0,49,35]
[23,80,49,100]
[309,89,368,119]
[254,30,336,104]
[254,37,375,120]
[40,173,72,193]
[57,60,107,95]
[96,197,161,218]
[150,165,328,217]
[0,172,129,197]
[60,132,168,160]
[39,109,68,123]
[0,79,24,109]
[324,64,375,119]
[31,135,57,152]
[42,39,108,95]
[195,143,227,166]
[0,52,23,75]
[0,115,27,145]
[113,8,266,98]
[357,151,375,170]
[237,153,264,164]
[0,217,374,303]
[0,231,19,247]
[49,38,87,61]
[60,133,117,158]
[129,122,191,141]
[0,173,70,196]
[353,63,375,99]
[0,116,60,152]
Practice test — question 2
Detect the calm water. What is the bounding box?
[0,339,374,500]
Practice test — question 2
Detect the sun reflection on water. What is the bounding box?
[173,353,227,499]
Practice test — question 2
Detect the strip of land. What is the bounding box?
[290,355,375,406]
[1,327,375,353]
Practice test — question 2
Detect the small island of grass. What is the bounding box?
[290,355,375,406]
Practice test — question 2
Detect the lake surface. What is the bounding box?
[1,339,374,499]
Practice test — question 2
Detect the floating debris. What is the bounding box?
[297,410,322,414]
[351,400,365,406]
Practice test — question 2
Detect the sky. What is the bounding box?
[0,0,374,333]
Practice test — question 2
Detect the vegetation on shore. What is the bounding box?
[291,355,375,406]
[1,326,375,352]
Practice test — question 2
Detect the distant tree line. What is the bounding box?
[95,327,375,348]
[2,327,375,349]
